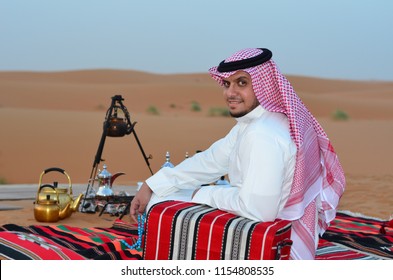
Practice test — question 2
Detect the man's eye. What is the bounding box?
[238,80,247,86]
[223,81,230,87]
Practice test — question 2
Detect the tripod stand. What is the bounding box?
[81,95,153,213]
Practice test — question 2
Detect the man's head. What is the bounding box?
[221,71,259,118]
[209,48,285,117]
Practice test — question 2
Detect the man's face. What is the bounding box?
[222,71,259,118]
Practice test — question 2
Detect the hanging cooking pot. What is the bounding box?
[106,117,128,137]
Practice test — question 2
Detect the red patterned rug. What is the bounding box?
[0,220,142,260]
[0,211,392,260]
[316,211,393,260]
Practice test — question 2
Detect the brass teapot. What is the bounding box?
[36,167,83,219]
[34,186,71,222]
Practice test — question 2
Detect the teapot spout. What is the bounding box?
[59,203,72,219]
[110,172,125,186]
[71,193,84,212]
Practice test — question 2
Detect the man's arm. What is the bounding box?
[145,127,237,197]
[192,129,296,221]
[129,182,152,223]
[129,126,238,221]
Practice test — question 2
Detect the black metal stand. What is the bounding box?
[97,195,135,219]
[81,95,153,213]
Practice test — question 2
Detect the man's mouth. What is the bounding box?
[228,99,242,105]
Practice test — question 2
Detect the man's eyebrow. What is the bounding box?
[236,75,249,80]
[223,75,249,82]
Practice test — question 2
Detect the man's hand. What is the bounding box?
[130,182,153,223]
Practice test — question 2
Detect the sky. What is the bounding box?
[1,0,392,81]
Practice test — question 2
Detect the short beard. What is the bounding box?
[229,103,260,118]
[229,110,248,118]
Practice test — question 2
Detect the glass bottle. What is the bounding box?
[161,151,174,168]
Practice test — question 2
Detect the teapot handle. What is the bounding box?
[39,167,73,195]
[36,184,60,204]
[44,167,65,174]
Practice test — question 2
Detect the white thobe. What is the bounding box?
[146,105,297,222]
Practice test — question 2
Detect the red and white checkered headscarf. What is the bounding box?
[209,48,345,259]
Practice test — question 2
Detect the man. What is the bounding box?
[130,48,345,259]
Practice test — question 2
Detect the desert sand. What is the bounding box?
[0,69,392,228]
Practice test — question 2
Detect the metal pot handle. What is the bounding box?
[44,167,65,174]
[38,167,73,195]
[36,184,60,204]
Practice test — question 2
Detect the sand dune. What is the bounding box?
[0,70,392,220]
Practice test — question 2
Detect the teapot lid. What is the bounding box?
[37,194,58,205]
[98,164,112,179]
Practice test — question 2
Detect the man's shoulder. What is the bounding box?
[250,112,292,140]
[255,111,289,129]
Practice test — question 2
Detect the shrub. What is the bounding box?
[0,177,7,184]
[208,107,230,117]
[332,109,349,121]
[147,105,160,115]
[96,104,106,110]
[191,101,202,112]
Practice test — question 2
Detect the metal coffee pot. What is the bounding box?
[34,186,71,222]
[106,116,128,137]
[96,164,125,197]
[36,167,83,219]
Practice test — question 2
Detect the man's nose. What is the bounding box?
[225,85,237,97]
